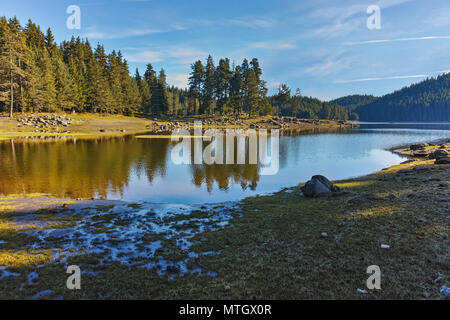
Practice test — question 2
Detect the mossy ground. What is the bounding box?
[0,146,449,300]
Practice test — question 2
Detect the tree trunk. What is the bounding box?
[9,47,14,118]
[19,58,24,113]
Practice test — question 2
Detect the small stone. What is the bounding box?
[428,150,449,159]
[435,157,450,165]
[413,150,429,157]
[410,142,429,150]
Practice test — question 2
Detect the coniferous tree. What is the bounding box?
[157,69,170,115]
[0,17,28,117]
[243,69,259,117]
[215,58,232,114]
[144,64,157,114]
[229,65,243,115]
[202,55,216,114]
[189,60,204,100]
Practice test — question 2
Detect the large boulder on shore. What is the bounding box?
[410,142,429,150]
[301,175,341,198]
[413,150,430,157]
[428,149,449,159]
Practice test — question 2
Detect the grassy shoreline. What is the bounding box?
[0,140,449,300]
[0,113,354,140]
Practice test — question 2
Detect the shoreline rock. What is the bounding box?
[301,175,341,198]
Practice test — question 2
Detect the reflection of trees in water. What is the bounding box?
[0,137,142,198]
[137,138,170,183]
[191,163,260,193]
[2,130,352,199]
[0,136,264,198]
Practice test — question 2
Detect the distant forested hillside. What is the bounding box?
[355,74,450,122]
[331,95,378,111]
[269,85,350,120]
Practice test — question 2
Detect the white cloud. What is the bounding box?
[126,51,164,63]
[83,26,185,40]
[169,48,208,64]
[345,36,450,45]
[124,46,208,65]
[250,42,295,50]
[308,0,413,39]
[426,8,450,27]
[267,81,281,89]
[305,53,352,76]
[225,18,275,29]
[167,74,189,88]
[334,70,450,83]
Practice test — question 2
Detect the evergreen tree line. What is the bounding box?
[188,55,274,116]
[0,17,142,116]
[354,73,450,122]
[269,84,351,120]
[1,16,355,120]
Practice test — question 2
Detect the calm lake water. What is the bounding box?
[1,123,449,204]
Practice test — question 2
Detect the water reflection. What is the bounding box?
[0,125,449,203]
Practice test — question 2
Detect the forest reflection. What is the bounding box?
[2,126,447,203]
[0,135,264,199]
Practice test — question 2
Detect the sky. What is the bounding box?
[1,0,450,100]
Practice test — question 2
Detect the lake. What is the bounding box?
[1,123,449,204]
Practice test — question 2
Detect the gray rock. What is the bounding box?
[435,157,450,164]
[413,150,430,157]
[410,142,429,150]
[301,175,341,198]
[428,150,449,159]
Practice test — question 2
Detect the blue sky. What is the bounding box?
[2,0,450,100]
